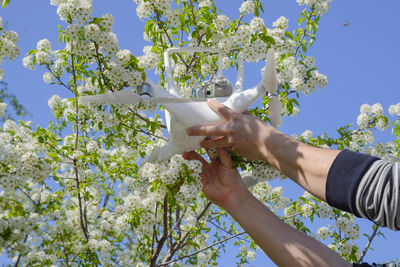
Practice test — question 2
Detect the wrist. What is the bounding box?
[257,122,280,163]
[223,185,254,215]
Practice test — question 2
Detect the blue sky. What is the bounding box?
[1,0,399,265]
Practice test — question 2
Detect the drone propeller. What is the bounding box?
[80,90,207,105]
[80,90,141,105]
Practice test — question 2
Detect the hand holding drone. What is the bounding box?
[80,47,282,162]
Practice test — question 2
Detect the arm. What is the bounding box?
[183,148,350,267]
[187,99,340,201]
[188,100,400,231]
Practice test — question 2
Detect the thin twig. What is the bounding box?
[46,66,73,93]
[166,205,189,241]
[58,232,71,267]
[94,43,115,92]
[153,9,189,69]
[358,226,380,263]
[128,107,167,129]
[208,220,249,243]
[119,121,167,141]
[158,231,246,266]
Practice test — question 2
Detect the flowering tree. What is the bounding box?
[0,0,399,266]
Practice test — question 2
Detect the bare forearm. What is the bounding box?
[226,189,350,267]
[259,125,340,201]
[187,101,340,201]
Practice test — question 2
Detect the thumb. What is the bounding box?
[207,99,235,121]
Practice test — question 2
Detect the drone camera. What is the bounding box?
[213,76,233,97]
[199,76,233,98]
[138,82,153,98]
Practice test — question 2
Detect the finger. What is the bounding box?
[207,99,235,121]
[182,151,208,165]
[187,125,228,137]
[217,147,233,168]
[242,110,251,115]
[200,136,229,148]
[201,167,212,187]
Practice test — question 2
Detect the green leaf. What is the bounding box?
[260,34,276,46]
[285,31,293,39]
[2,0,10,8]
[297,16,306,25]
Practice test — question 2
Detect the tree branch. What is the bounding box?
[161,202,212,264]
[150,197,169,267]
[71,49,89,242]
[128,107,167,129]
[119,121,167,141]
[358,225,380,263]
[94,43,115,92]
[151,203,159,258]
[158,231,246,266]
[46,66,74,93]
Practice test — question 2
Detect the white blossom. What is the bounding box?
[239,1,255,14]
[199,0,213,9]
[273,16,289,30]
[317,226,332,240]
[389,103,400,116]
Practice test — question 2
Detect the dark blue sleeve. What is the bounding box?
[326,150,380,216]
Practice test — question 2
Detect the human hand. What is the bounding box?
[187,99,276,161]
[182,148,249,211]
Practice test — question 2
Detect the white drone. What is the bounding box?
[80,47,282,162]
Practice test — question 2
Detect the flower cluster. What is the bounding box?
[273,16,289,30]
[0,17,20,80]
[389,102,400,116]
[139,154,203,205]
[357,103,388,130]
[52,0,93,24]
[138,46,158,70]
[317,226,332,240]
[239,1,255,14]
[134,0,175,21]
[106,49,144,88]
[278,55,328,94]
[0,121,52,190]
[296,0,332,15]
[24,1,144,92]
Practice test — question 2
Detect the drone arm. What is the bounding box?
[224,49,280,117]
[262,49,282,128]
[262,49,278,95]
[217,51,223,78]
[234,56,244,93]
[163,52,181,97]
[223,83,264,113]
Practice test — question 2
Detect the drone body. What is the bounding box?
[80,47,281,162]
